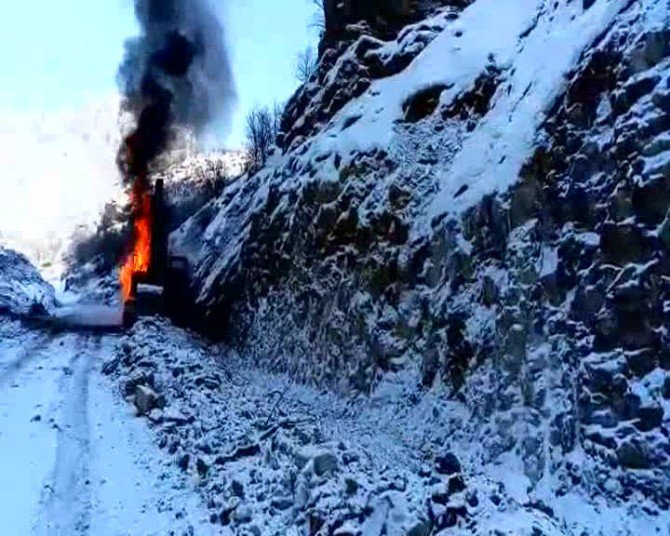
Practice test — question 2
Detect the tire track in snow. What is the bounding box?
[1,328,213,535]
[0,330,52,388]
[34,335,101,536]
[0,330,82,535]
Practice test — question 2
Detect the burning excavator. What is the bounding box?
[113,0,234,326]
[26,0,232,332]
[118,143,190,327]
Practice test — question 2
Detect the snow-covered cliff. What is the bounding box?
[172,0,670,530]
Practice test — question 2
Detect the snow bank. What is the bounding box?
[0,247,55,316]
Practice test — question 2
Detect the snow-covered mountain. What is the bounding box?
[171,0,670,532]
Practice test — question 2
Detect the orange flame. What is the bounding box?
[120,178,153,301]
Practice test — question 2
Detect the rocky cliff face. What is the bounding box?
[173,0,670,521]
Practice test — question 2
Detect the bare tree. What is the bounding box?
[310,0,326,34]
[195,158,228,195]
[245,103,283,171]
[295,46,318,84]
[272,102,283,140]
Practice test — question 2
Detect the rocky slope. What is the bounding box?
[107,318,667,535]
[172,0,670,529]
[0,247,55,316]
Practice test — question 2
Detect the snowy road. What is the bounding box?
[1,317,666,536]
[0,320,214,536]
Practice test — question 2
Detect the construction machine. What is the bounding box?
[122,179,191,327]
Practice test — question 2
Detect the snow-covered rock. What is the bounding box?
[108,318,668,534]
[157,149,248,231]
[134,384,160,416]
[170,0,670,530]
[0,247,55,317]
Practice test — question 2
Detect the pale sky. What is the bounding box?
[0,0,317,147]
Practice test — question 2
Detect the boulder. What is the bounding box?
[632,174,670,224]
[147,409,164,423]
[231,479,245,498]
[101,357,120,375]
[616,439,650,469]
[314,452,338,476]
[134,385,159,416]
[178,453,190,471]
[270,497,293,511]
[481,274,499,306]
[659,210,670,249]
[434,452,461,475]
[407,520,431,536]
[625,348,656,377]
[502,324,527,373]
[448,474,466,494]
[629,29,670,72]
[162,407,192,425]
[234,505,252,524]
[125,372,155,397]
[599,223,646,265]
[196,457,209,478]
[634,406,664,432]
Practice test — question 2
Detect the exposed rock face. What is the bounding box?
[173,0,670,516]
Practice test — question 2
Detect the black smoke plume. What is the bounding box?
[117,0,235,179]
